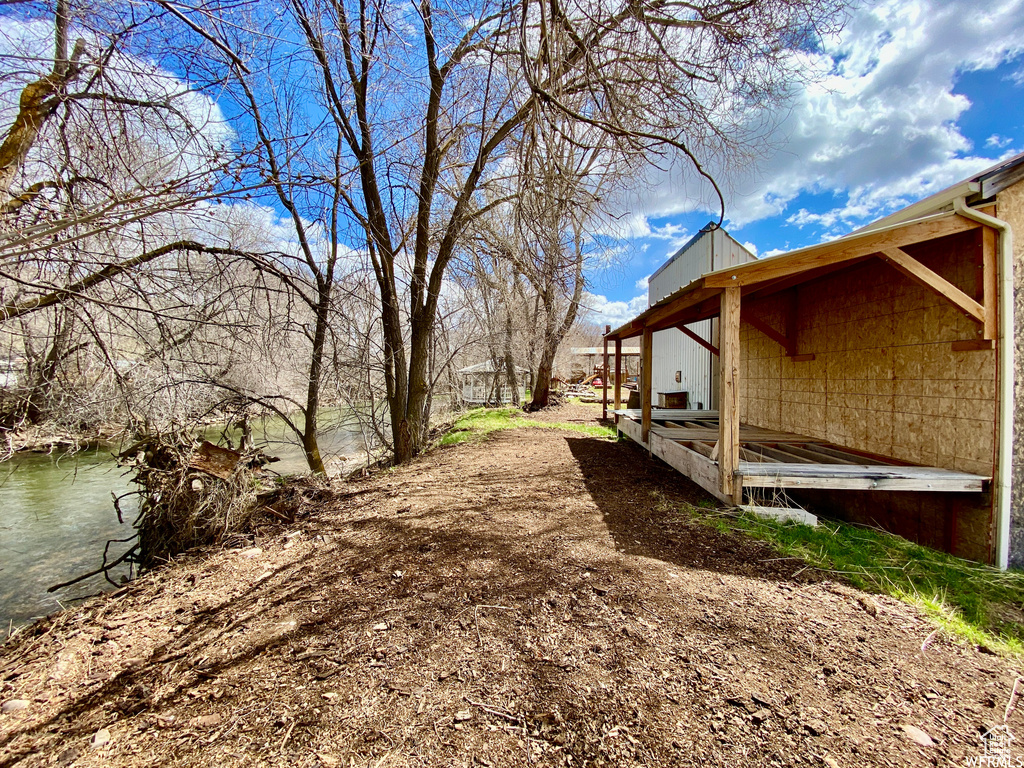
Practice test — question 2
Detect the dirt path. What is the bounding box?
[1,404,1022,767]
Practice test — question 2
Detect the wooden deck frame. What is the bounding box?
[613,411,989,499]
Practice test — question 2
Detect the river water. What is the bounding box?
[0,417,365,631]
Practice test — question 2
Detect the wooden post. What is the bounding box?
[719,287,742,504]
[641,326,653,444]
[613,337,622,422]
[982,226,997,341]
[602,326,610,420]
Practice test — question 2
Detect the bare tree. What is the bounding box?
[0,0,845,467]
[202,0,843,463]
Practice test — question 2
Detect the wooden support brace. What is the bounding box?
[742,312,790,352]
[677,323,720,356]
[741,294,804,357]
[878,247,985,324]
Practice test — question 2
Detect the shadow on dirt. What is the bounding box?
[565,435,808,583]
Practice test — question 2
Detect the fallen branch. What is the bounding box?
[47,541,139,592]
[464,697,523,724]
[1005,677,1022,723]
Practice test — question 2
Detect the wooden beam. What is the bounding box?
[719,287,741,503]
[798,443,900,466]
[641,326,653,444]
[704,212,983,289]
[739,463,988,492]
[777,444,859,464]
[952,339,995,352]
[741,258,872,303]
[754,444,818,463]
[982,226,997,340]
[613,337,622,418]
[651,428,821,442]
[677,323,720,356]
[642,284,719,327]
[741,446,782,463]
[650,435,730,504]
[598,331,606,423]
[685,440,715,458]
[878,247,985,324]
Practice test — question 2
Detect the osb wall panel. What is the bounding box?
[739,228,997,474]
[737,228,998,563]
[996,182,1024,569]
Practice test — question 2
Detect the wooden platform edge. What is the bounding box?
[739,473,986,492]
[650,433,732,504]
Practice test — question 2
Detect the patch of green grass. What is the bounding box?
[438,408,521,445]
[539,421,617,438]
[681,504,1024,656]
[438,407,616,447]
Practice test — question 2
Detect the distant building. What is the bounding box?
[458,361,530,405]
[570,346,640,383]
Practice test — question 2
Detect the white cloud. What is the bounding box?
[634,274,651,292]
[987,134,1014,148]
[741,241,758,258]
[616,0,1024,234]
[580,291,648,327]
[648,223,689,242]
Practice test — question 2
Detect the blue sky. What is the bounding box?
[584,0,1024,326]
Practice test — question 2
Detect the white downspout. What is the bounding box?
[953,197,1015,570]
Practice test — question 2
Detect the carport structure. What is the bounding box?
[601,199,1012,565]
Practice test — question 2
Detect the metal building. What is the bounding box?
[646,224,756,410]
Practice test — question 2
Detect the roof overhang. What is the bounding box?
[605,207,992,341]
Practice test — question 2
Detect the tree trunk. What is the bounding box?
[503,309,519,407]
[300,288,329,475]
[528,237,585,411]
[24,311,74,424]
[392,315,431,464]
[530,347,555,411]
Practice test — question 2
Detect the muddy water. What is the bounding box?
[0,417,365,631]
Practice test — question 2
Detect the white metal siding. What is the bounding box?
[651,320,715,409]
[646,227,755,411]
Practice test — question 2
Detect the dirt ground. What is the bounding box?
[1,403,1022,767]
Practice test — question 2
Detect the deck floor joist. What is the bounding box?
[615,412,989,497]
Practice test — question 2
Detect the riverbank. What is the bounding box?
[1,425,121,458]
[1,403,1022,767]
